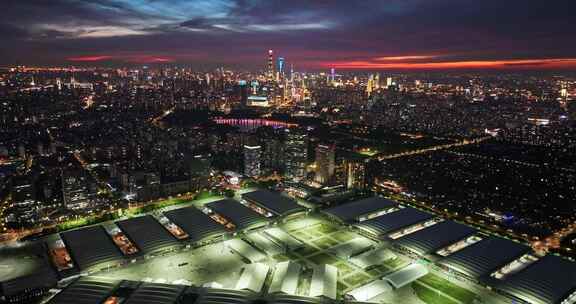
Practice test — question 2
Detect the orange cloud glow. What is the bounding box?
[123,56,174,63]
[67,55,175,64]
[326,58,576,70]
[374,55,437,61]
[67,55,113,62]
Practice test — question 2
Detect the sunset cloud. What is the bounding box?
[1,0,575,69]
[325,58,576,70]
[67,55,175,63]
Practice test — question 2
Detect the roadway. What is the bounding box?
[375,136,492,161]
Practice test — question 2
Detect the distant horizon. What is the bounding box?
[3,63,576,74]
[1,1,575,71]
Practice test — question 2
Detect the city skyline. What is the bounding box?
[2,0,576,70]
[1,2,576,304]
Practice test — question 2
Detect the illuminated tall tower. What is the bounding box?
[560,81,569,109]
[315,144,335,185]
[267,49,274,79]
[386,77,393,88]
[374,73,380,89]
[251,80,259,95]
[285,129,308,181]
[277,57,285,78]
[244,145,262,177]
[345,157,368,190]
[62,170,92,210]
[330,68,335,83]
[366,75,374,97]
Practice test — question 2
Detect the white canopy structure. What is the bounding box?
[329,237,375,259]
[246,232,285,256]
[235,263,270,293]
[350,246,396,269]
[263,227,303,251]
[309,264,337,300]
[346,280,393,302]
[268,261,301,295]
[225,239,267,263]
[383,264,428,289]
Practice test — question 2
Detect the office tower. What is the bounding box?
[277,57,285,78]
[61,170,92,210]
[263,138,285,172]
[374,73,380,89]
[7,176,40,226]
[267,49,274,80]
[238,80,248,107]
[366,75,374,97]
[560,82,569,109]
[386,77,393,88]
[251,80,259,95]
[365,159,383,189]
[315,144,335,185]
[189,154,212,190]
[285,129,308,181]
[244,145,262,177]
[302,86,312,111]
[345,158,368,190]
[330,68,336,83]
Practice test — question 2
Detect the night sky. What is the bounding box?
[1,0,576,70]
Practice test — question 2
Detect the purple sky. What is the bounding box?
[1,0,576,70]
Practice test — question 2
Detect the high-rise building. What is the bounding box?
[7,176,40,227]
[189,154,212,190]
[330,68,336,83]
[560,82,569,109]
[263,138,284,173]
[345,158,368,190]
[267,49,274,80]
[366,75,374,97]
[374,73,380,89]
[244,145,262,177]
[238,80,248,107]
[386,77,393,88]
[315,144,335,184]
[62,170,92,210]
[251,80,259,95]
[285,129,308,181]
[277,57,285,78]
[365,159,383,189]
